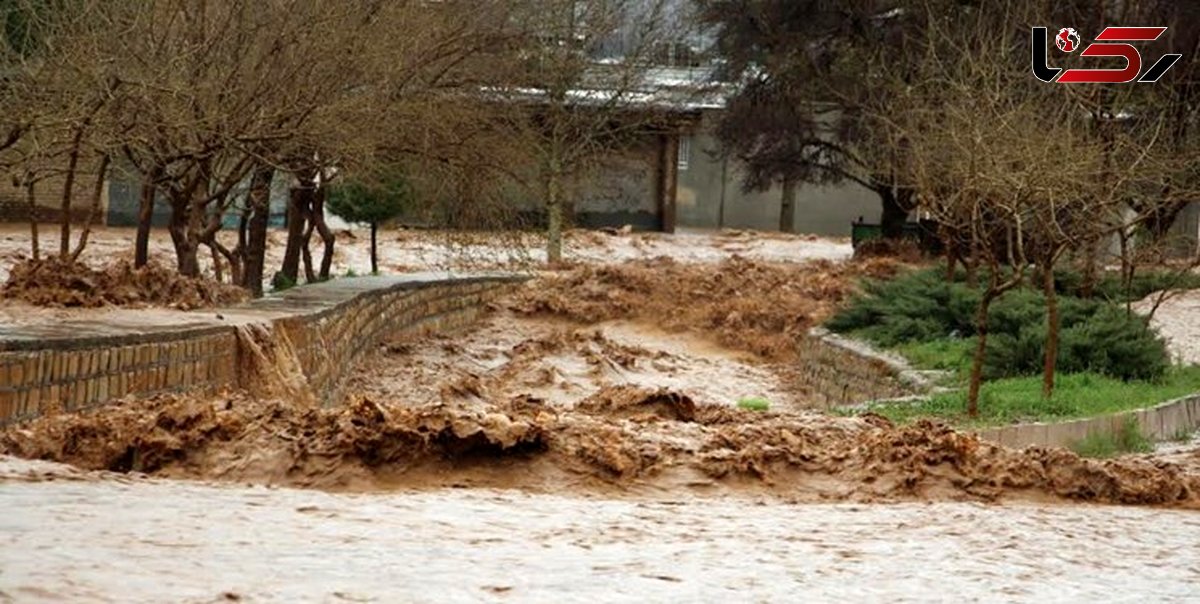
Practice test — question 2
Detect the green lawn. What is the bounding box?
[858,367,1200,429]
[892,338,974,374]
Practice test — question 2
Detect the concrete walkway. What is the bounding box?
[0,273,524,351]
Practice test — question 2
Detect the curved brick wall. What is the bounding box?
[0,273,526,425]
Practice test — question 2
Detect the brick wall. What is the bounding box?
[279,279,510,405]
[0,331,238,423]
[0,275,523,425]
[0,161,109,224]
[0,199,95,224]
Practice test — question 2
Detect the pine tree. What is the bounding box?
[326,173,411,275]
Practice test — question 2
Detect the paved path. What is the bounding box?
[0,273,522,350]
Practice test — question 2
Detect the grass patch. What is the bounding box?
[891,337,974,374]
[737,397,770,411]
[859,366,1200,429]
[271,272,297,292]
[1070,418,1154,458]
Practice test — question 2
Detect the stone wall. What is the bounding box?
[795,328,915,407]
[974,394,1200,449]
[0,274,524,425]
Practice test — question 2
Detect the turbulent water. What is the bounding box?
[1,458,1198,603]
[4,245,1200,602]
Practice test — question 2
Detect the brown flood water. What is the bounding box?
[4,266,1200,602]
[2,457,1199,603]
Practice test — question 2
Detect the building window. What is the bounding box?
[678,136,691,171]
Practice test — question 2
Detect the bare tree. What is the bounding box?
[498,0,682,262]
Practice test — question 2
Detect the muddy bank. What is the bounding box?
[3,388,1198,508]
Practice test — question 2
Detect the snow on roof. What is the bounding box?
[484,64,729,112]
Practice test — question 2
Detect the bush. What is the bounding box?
[830,267,1171,381]
[1058,306,1169,381]
[826,269,977,346]
[1056,268,1200,303]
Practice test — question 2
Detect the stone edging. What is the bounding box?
[806,329,945,393]
[973,393,1200,449]
[808,327,1200,448]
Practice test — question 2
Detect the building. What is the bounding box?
[543,66,881,237]
[674,111,880,236]
[103,162,289,229]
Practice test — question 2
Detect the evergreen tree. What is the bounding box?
[327,173,412,275]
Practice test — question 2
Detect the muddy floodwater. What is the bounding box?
[1,459,1198,603]
[4,229,1200,602]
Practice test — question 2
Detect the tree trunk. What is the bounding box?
[169,229,199,276]
[965,233,980,288]
[779,175,797,233]
[880,189,909,239]
[280,184,310,285]
[1079,241,1099,298]
[300,219,317,283]
[966,293,994,417]
[1041,263,1060,399]
[243,165,273,297]
[370,221,378,275]
[210,243,224,282]
[71,154,110,261]
[59,128,85,258]
[26,180,39,261]
[546,159,564,264]
[312,184,335,280]
[167,193,199,277]
[135,168,160,268]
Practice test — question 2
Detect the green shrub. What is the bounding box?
[1057,306,1169,381]
[737,397,770,411]
[271,271,296,292]
[830,267,1171,381]
[1056,268,1200,303]
[827,268,976,346]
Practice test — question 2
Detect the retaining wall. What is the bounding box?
[974,394,1200,449]
[808,328,1200,449]
[0,273,525,425]
[796,328,915,406]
